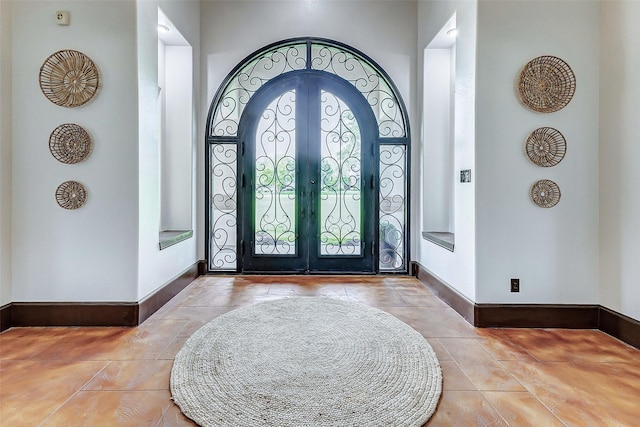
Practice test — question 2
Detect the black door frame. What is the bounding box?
[205,37,411,274]
[238,71,378,273]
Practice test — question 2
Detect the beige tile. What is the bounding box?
[345,285,408,306]
[0,360,107,426]
[501,328,639,363]
[82,360,173,391]
[267,283,347,297]
[160,305,234,322]
[502,360,640,426]
[479,340,537,362]
[438,339,526,391]
[425,390,507,426]
[483,391,565,426]
[159,403,198,426]
[40,390,171,427]
[439,361,476,391]
[382,307,479,338]
[157,335,191,360]
[426,338,451,361]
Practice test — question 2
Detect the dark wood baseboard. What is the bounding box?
[599,306,640,350]
[10,302,138,327]
[0,260,205,331]
[0,303,12,332]
[412,262,474,324]
[138,260,203,323]
[474,304,599,329]
[412,261,640,349]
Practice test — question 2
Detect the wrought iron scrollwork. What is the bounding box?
[210,144,238,270]
[207,38,410,272]
[211,44,306,137]
[210,39,407,139]
[311,45,405,138]
[320,91,362,255]
[379,145,406,270]
[254,91,297,255]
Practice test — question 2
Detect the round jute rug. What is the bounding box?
[170,297,442,427]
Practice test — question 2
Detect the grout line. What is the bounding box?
[477,390,514,427]
[492,358,568,427]
[37,360,111,427]
[155,320,190,361]
[435,338,478,391]
[480,330,557,416]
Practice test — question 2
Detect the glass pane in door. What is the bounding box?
[319,90,362,256]
[254,90,297,255]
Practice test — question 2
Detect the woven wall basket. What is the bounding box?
[530,179,561,208]
[55,181,87,210]
[49,123,92,164]
[518,56,576,113]
[525,127,566,167]
[39,50,100,108]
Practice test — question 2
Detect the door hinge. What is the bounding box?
[241,173,246,188]
[241,142,245,156]
[371,241,376,255]
[371,175,375,189]
[241,240,245,255]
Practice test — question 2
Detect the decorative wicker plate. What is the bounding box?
[518,56,576,113]
[49,124,92,164]
[39,50,100,107]
[525,127,566,167]
[530,179,561,208]
[55,181,87,210]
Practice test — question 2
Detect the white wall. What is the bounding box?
[0,0,12,306]
[475,0,599,304]
[12,1,139,302]
[136,0,199,301]
[416,0,477,301]
[599,1,640,321]
[9,0,199,305]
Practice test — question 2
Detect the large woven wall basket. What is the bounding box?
[39,50,100,108]
[518,56,576,113]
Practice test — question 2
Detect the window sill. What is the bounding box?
[159,230,193,250]
[422,231,454,252]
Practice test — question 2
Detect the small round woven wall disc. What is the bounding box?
[530,179,561,208]
[518,55,576,113]
[525,127,566,167]
[55,181,87,210]
[49,123,92,164]
[39,50,100,108]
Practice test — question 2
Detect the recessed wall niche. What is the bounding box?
[158,7,194,245]
[422,13,456,250]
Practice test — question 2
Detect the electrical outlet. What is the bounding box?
[56,11,70,26]
[510,278,520,293]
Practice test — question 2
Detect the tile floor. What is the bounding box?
[1,275,639,426]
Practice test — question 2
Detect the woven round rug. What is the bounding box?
[171,297,442,427]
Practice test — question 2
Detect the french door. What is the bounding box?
[239,72,377,273]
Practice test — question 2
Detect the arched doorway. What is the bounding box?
[206,38,409,274]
